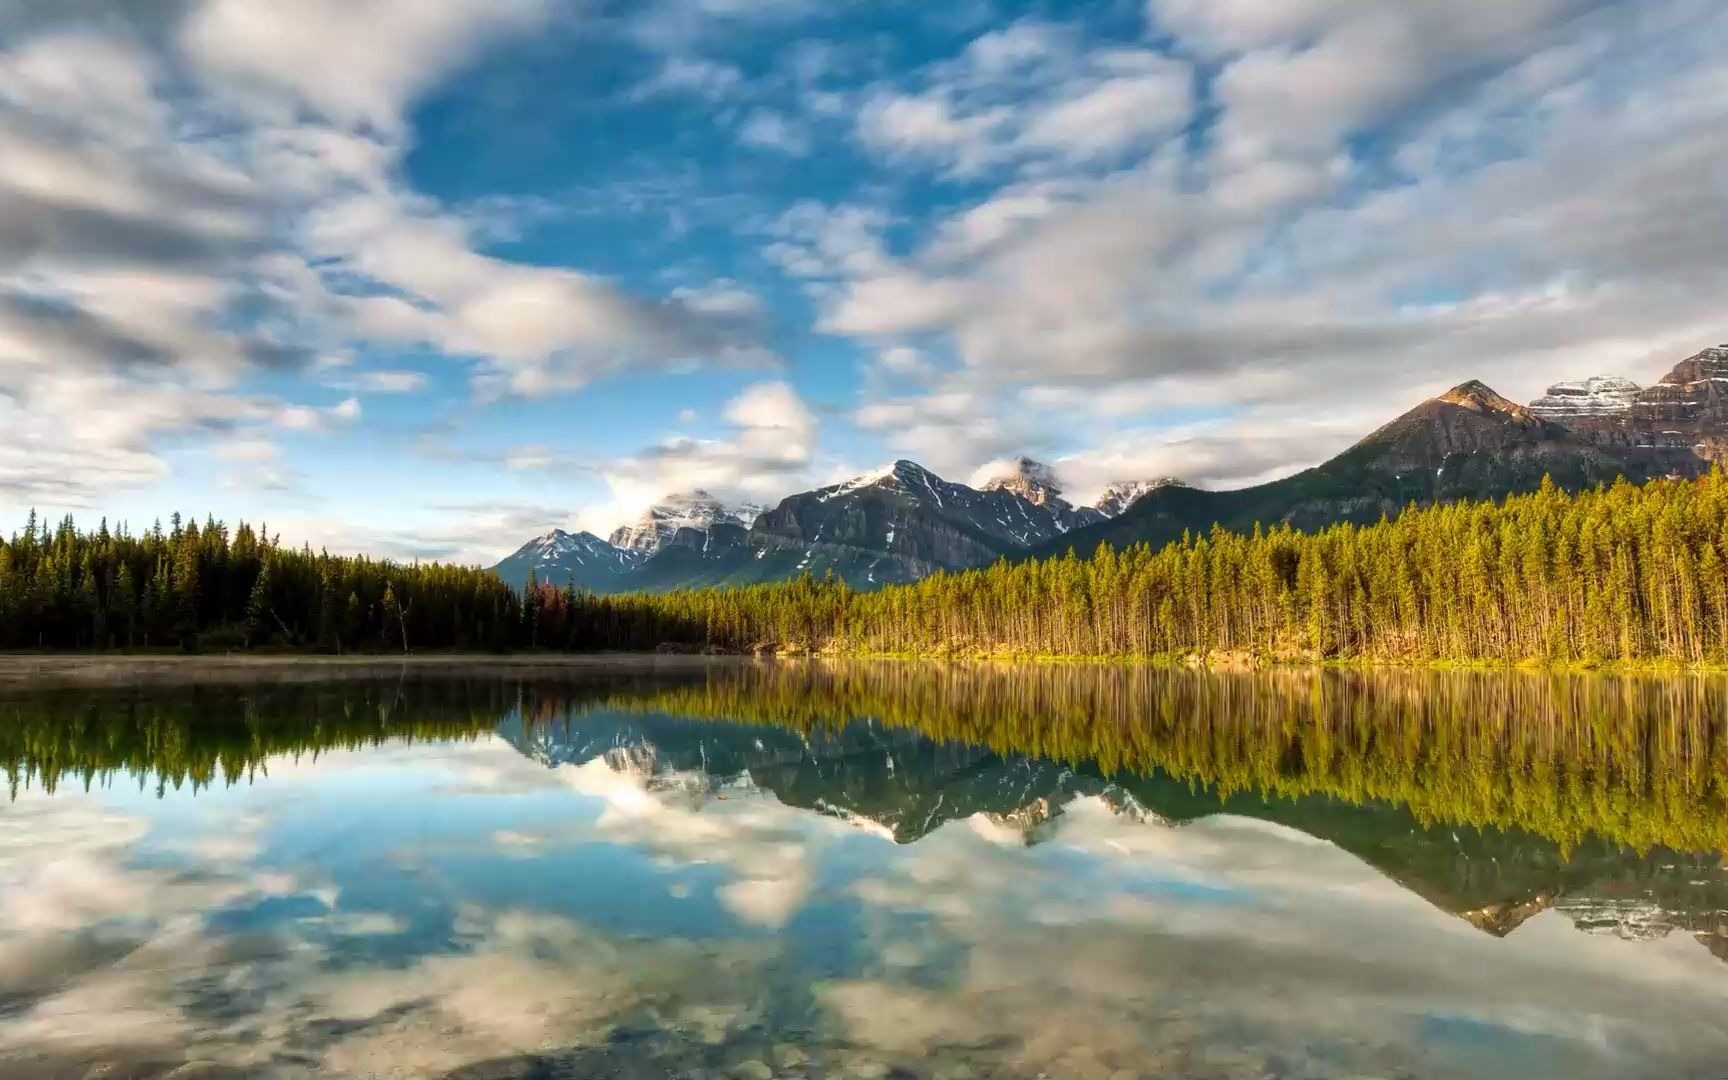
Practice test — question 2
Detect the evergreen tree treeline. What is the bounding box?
[0,511,520,652]
[10,470,1728,662]
[570,471,1728,664]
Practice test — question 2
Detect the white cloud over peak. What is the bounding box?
[6,0,1727,551]
[816,1,1728,488]
[573,379,823,535]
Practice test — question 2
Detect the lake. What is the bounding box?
[2,658,1727,1079]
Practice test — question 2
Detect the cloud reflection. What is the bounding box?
[2,695,1727,1079]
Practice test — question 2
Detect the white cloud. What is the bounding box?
[273,397,361,432]
[347,369,430,394]
[632,56,747,100]
[1146,0,1353,55]
[305,189,774,398]
[578,380,822,533]
[857,93,1013,175]
[181,0,554,132]
[823,272,970,338]
[1015,53,1192,162]
[855,19,1193,176]
[818,2,1728,486]
[739,108,811,155]
[925,185,1069,263]
[0,1,781,517]
[852,379,1046,480]
[271,501,584,565]
[763,201,894,280]
[876,346,937,382]
[214,437,281,463]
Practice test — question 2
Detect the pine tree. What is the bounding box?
[246,561,274,648]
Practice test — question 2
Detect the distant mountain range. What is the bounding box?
[492,456,1153,592]
[1034,344,1727,560]
[493,342,1728,592]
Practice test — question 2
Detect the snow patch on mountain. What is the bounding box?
[1528,375,1642,421]
[1093,478,1185,517]
[814,460,960,505]
[515,529,640,570]
[978,456,1068,508]
[609,491,766,554]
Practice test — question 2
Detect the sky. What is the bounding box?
[2,0,1726,565]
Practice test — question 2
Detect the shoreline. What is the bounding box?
[2,650,1726,690]
[0,652,754,690]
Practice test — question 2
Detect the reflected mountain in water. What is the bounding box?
[491,691,1728,958]
[6,661,1728,958]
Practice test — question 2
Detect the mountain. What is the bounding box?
[607,491,765,555]
[492,459,1168,594]
[978,456,1107,530]
[1528,374,1643,421]
[1093,478,1184,517]
[980,456,1065,506]
[1528,344,1728,467]
[1033,378,1683,560]
[497,342,1728,593]
[750,459,1105,580]
[490,529,644,591]
[494,702,1728,949]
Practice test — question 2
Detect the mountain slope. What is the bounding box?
[752,460,1097,580]
[979,456,1106,530]
[527,460,1156,594]
[608,491,765,555]
[491,530,644,591]
[1093,478,1182,517]
[1528,344,1728,466]
[1034,379,1677,559]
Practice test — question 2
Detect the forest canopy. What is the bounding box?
[6,470,1728,664]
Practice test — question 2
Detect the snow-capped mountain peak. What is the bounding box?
[816,460,952,502]
[980,456,1069,509]
[1093,478,1185,517]
[608,491,765,554]
[517,529,618,563]
[492,528,644,590]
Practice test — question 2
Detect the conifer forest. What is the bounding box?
[8,472,1728,665]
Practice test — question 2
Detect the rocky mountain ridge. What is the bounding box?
[607,490,766,555]
[1033,344,1728,561]
[492,457,1163,591]
[1528,375,1643,420]
[494,341,1728,592]
[1094,477,1183,517]
[1526,344,1728,467]
[491,528,647,593]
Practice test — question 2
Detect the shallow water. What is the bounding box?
[2,660,1727,1079]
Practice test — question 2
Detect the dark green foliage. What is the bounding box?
[10,469,1728,662]
[6,664,1727,856]
[570,470,1728,663]
[0,511,521,652]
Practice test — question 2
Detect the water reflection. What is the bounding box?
[1,660,1726,1079]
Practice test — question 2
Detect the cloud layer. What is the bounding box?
[5,0,1726,554]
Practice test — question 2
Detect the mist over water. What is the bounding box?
[3,660,1726,1079]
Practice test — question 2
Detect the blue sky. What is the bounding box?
[2,0,1726,562]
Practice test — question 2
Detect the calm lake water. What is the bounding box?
[3,660,1727,1080]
